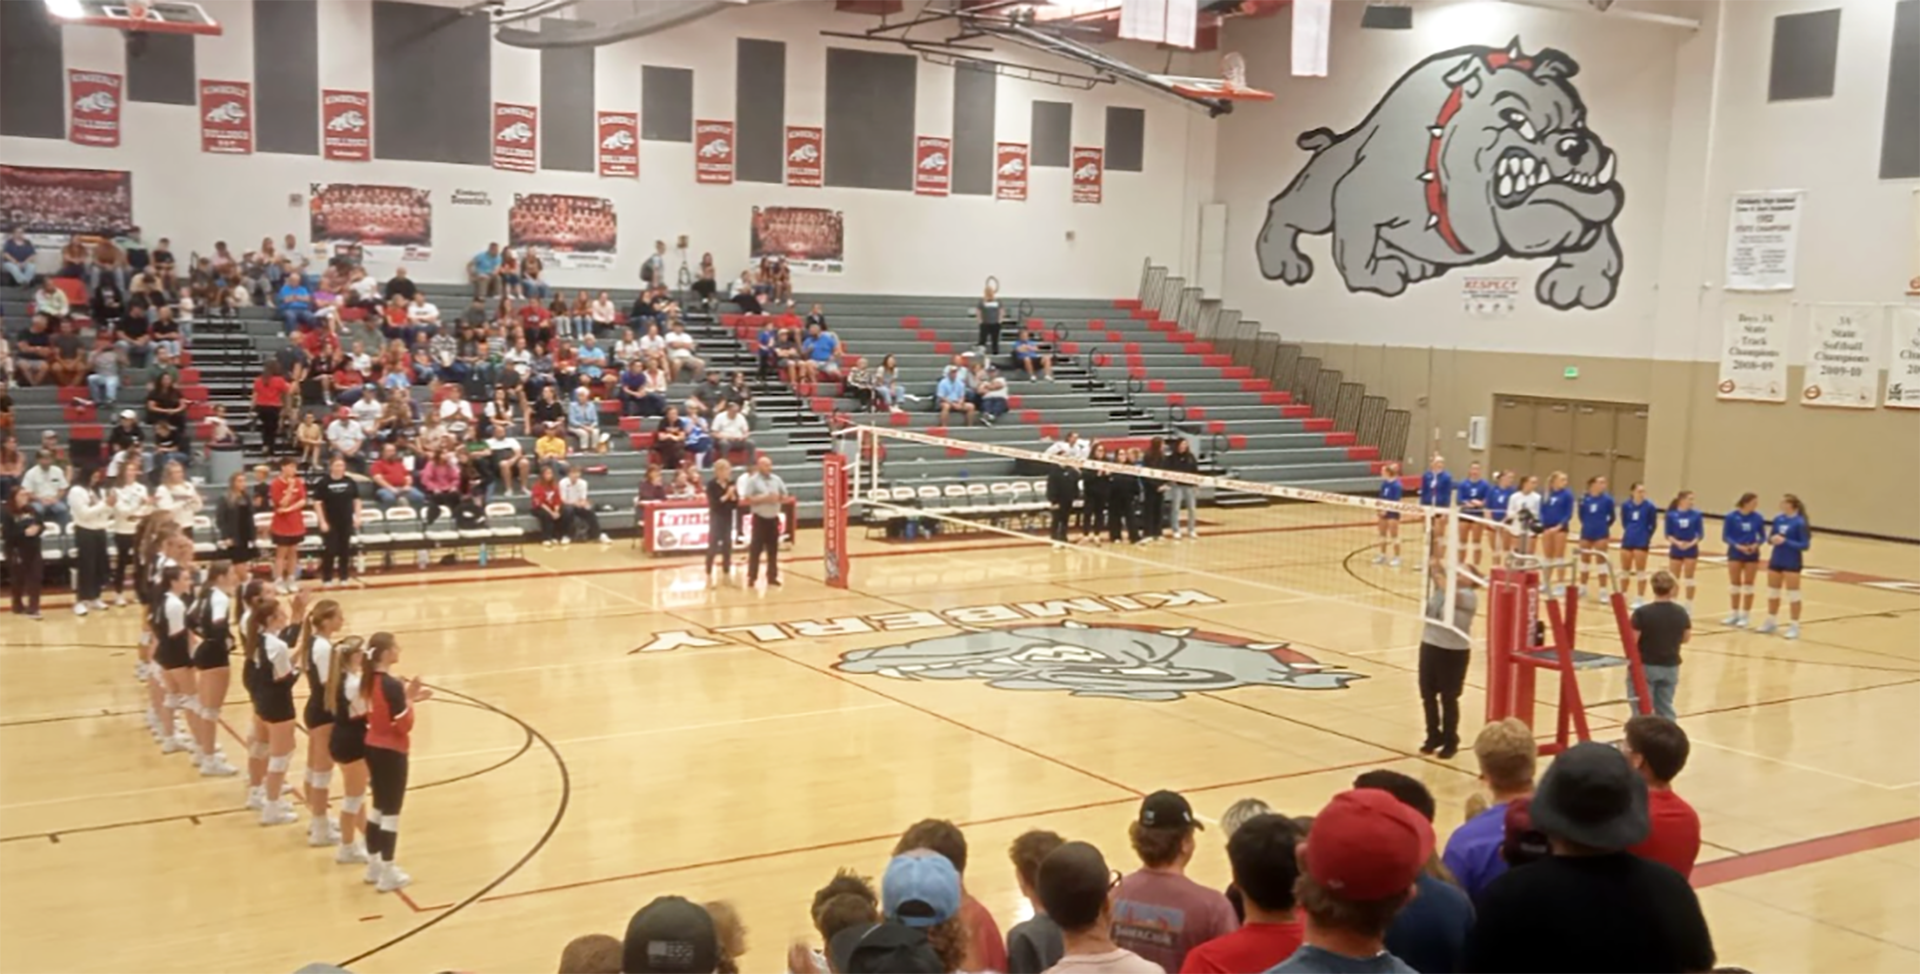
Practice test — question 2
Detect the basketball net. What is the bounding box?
[1222,52,1248,90]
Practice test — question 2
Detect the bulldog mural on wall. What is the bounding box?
[1257,40,1624,310]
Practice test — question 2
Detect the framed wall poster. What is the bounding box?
[309,183,431,262]
[509,193,616,270]
[0,165,133,245]
[1724,191,1803,291]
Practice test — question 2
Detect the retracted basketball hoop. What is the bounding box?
[43,0,223,35]
[1161,53,1275,102]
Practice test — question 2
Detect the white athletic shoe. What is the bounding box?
[75,602,88,617]
[91,599,107,610]
[260,801,299,827]
[1372,553,1385,565]
[1735,613,1750,628]
[364,854,386,884]
[335,841,369,865]
[542,539,553,547]
[1389,557,1401,569]
[1721,612,1741,625]
[159,735,188,754]
[116,593,130,607]
[246,787,266,811]
[598,533,612,544]
[1630,599,1645,611]
[377,863,413,893]
[1757,618,1778,635]
[561,537,571,546]
[1784,623,1800,640]
[200,755,239,777]
[135,661,151,683]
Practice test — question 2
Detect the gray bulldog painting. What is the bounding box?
[1257,40,1624,310]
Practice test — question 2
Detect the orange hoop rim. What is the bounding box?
[1168,80,1275,101]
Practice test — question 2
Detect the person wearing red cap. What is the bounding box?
[1268,789,1431,973]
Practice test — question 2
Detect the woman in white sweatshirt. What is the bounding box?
[108,462,151,607]
[1506,474,1543,557]
[67,467,115,616]
[153,460,202,534]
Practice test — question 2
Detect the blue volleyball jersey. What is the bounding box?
[1380,479,1404,503]
[1767,513,1810,569]
[1541,488,1575,528]
[1664,509,1702,543]
[1723,510,1767,547]
[1456,477,1491,510]
[1488,484,1514,519]
[1619,499,1658,548]
[1420,469,1454,507]
[1578,493,1616,537]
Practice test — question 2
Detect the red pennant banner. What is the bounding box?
[597,111,639,178]
[995,142,1029,201]
[68,70,123,148]
[321,89,371,162]
[492,103,538,173]
[914,136,950,197]
[199,80,253,155]
[1072,146,1104,204]
[695,120,735,185]
[785,126,823,187]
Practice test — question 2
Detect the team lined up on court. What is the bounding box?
[1375,457,1812,638]
[126,507,426,893]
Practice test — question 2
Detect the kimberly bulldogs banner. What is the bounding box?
[1071,146,1104,204]
[914,136,950,197]
[0,165,133,246]
[68,70,122,148]
[785,126,823,187]
[492,103,538,173]
[322,90,371,162]
[696,120,735,184]
[597,112,638,178]
[995,142,1029,201]
[509,193,617,270]
[308,183,432,262]
[199,80,253,154]
[750,205,844,274]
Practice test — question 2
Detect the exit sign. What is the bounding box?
[1563,366,1580,379]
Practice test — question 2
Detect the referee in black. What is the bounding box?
[738,455,789,588]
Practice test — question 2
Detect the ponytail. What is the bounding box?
[1784,493,1808,527]
[188,560,231,631]
[295,599,342,672]
[1668,489,1693,511]
[323,635,365,718]
[1737,491,1758,510]
[361,632,398,709]
[245,596,282,665]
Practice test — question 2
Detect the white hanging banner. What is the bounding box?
[1909,189,1919,296]
[1292,0,1332,77]
[1799,304,1882,409]
[1725,191,1803,291]
[1887,306,1920,409]
[1715,300,1789,401]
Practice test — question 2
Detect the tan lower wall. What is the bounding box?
[1298,344,1920,540]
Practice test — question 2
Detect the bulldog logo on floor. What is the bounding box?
[1257,39,1624,310]
[834,620,1362,702]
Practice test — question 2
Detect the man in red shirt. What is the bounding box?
[1623,714,1702,878]
[892,819,1007,973]
[369,443,425,509]
[1181,814,1302,973]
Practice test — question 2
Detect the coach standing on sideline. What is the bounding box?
[739,455,789,588]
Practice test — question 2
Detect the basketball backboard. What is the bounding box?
[43,0,222,36]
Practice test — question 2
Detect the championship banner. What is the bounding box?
[696,120,735,184]
[309,183,432,263]
[1725,191,1803,291]
[750,205,844,274]
[321,90,371,162]
[1715,300,1788,402]
[1799,304,1881,409]
[822,452,849,588]
[785,126,823,187]
[1887,307,1920,409]
[492,103,538,173]
[68,70,122,148]
[597,111,638,178]
[1071,146,1104,204]
[914,136,950,197]
[995,142,1028,201]
[0,165,133,247]
[199,80,253,154]
[1909,189,1920,296]
[509,193,617,270]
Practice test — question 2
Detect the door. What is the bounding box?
[1533,400,1575,477]
[1491,397,1535,479]
[1611,404,1650,488]
[1572,402,1614,488]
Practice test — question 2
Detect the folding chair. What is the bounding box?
[424,506,463,561]
[485,502,526,560]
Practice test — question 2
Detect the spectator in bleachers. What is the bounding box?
[1013,327,1054,382]
[1006,829,1067,974]
[469,242,503,299]
[152,417,192,476]
[528,466,566,546]
[612,326,644,368]
[418,449,462,528]
[149,236,175,281]
[91,278,125,329]
[405,292,441,344]
[563,291,591,341]
[623,896,718,974]
[1465,742,1715,973]
[729,269,763,315]
[325,407,368,470]
[636,465,669,504]
[936,366,975,427]
[685,372,725,418]
[48,319,88,388]
[90,236,129,294]
[295,413,324,468]
[1350,770,1474,974]
[535,425,570,478]
[278,273,318,335]
[1,229,35,286]
[557,932,622,974]
[711,401,754,462]
[213,470,257,568]
[5,485,47,620]
[116,300,153,367]
[369,443,425,510]
[1443,717,1536,902]
[57,236,90,279]
[802,320,840,383]
[522,252,549,299]
[251,360,292,453]
[671,464,702,500]
[978,367,1010,426]
[33,280,68,324]
[567,388,607,454]
[666,320,706,381]
[560,466,610,545]
[773,327,804,386]
[529,384,566,437]
[1110,790,1235,972]
[479,424,529,498]
[23,450,71,525]
[13,315,51,385]
[1038,841,1160,974]
[150,306,184,360]
[975,285,1005,356]
[578,334,612,392]
[589,291,618,336]
[652,405,691,470]
[884,822,1005,972]
[1622,715,1701,879]
[725,371,754,413]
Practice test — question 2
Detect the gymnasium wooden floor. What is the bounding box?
[1,507,1916,974]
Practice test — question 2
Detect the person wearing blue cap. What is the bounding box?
[878,850,969,972]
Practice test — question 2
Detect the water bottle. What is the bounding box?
[478,543,490,567]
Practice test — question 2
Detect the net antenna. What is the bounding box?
[1158,52,1275,103]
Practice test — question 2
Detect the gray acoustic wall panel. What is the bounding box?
[126,32,196,105]
[1768,8,1842,101]
[642,65,694,142]
[736,39,787,183]
[1883,0,1920,179]
[1105,106,1145,173]
[1031,100,1072,167]
[540,24,595,172]
[254,0,319,155]
[950,61,997,196]
[372,0,492,166]
[824,48,916,191]
[1,0,65,139]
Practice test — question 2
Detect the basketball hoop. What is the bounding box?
[1162,51,1275,102]
[42,0,223,35]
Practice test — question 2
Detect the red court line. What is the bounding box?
[1693,816,1920,889]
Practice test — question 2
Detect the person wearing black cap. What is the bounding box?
[1040,841,1163,974]
[1464,742,1715,974]
[624,895,720,974]
[1111,790,1237,972]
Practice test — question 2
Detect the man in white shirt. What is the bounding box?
[711,401,754,461]
[1044,432,1091,461]
[558,468,610,544]
[664,321,705,380]
[22,451,72,524]
[325,408,368,467]
[738,455,789,587]
[439,389,475,439]
[408,294,441,331]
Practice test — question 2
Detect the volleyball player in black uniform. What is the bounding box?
[325,635,371,865]
[151,565,197,761]
[187,561,239,777]
[247,597,303,827]
[237,579,275,810]
[1079,443,1111,543]
[298,600,346,847]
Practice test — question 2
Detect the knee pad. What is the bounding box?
[166,692,192,711]
[267,754,292,773]
[249,740,271,761]
[194,699,218,720]
[380,814,399,835]
[1768,586,1784,597]
[308,769,333,790]
[1788,590,1802,604]
[342,795,365,815]
[365,808,382,827]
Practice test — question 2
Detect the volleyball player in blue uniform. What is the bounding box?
[1722,492,1767,627]
[1455,462,1492,565]
[1760,494,1811,639]
[1664,490,1703,609]
[1419,455,1454,508]
[1539,472,1574,596]
[1487,470,1517,559]
[1576,476,1617,600]
[1617,483,1658,607]
[1375,462,1404,568]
